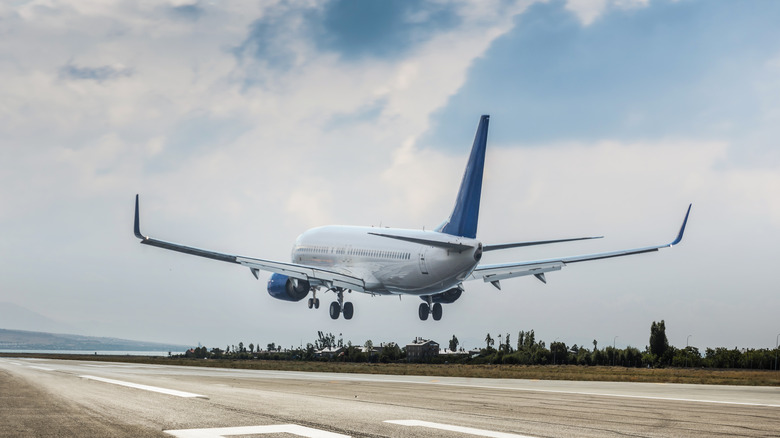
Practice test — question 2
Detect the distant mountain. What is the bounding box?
[0,302,77,333]
[0,328,190,352]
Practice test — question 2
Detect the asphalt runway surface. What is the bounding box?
[1,357,778,438]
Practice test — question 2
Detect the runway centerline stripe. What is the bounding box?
[28,366,55,371]
[79,375,207,399]
[163,424,350,437]
[272,373,779,408]
[385,420,538,438]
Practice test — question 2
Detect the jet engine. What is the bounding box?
[422,287,463,304]
[267,273,310,302]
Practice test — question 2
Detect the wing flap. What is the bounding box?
[234,256,366,292]
[471,262,563,282]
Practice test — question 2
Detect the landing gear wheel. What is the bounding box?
[343,302,354,320]
[329,301,340,320]
[314,298,320,309]
[418,303,429,321]
[432,303,443,321]
[307,298,314,309]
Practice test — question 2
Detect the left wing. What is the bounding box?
[469,204,691,289]
[133,195,366,292]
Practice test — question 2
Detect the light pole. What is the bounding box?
[613,336,618,367]
[686,335,692,368]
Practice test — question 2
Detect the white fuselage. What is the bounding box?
[291,226,481,296]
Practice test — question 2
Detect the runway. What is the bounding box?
[1,357,778,437]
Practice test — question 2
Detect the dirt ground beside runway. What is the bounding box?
[0,369,166,438]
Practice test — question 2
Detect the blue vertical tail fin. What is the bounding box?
[436,115,489,239]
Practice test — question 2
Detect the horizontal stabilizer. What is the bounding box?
[367,232,474,252]
[484,236,602,251]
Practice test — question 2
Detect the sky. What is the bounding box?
[1,0,779,353]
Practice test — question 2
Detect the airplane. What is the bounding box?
[134,115,691,321]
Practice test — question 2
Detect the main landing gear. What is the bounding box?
[328,289,353,320]
[418,296,443,321]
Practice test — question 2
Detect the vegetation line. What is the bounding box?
[1,352,777,386]
[3,321,778,386]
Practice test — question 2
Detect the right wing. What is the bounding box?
[469,204,691,288]
[133,195,366,292]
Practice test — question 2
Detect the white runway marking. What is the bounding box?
[386,420,538,438]
[28,366,55,371]
[163,424,350,437]
[80,375,207,398]
[273,372,780,408]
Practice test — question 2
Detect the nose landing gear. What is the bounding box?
[307,290,320,309]
[418,296,443,321]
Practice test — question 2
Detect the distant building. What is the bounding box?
[406,337,439,362]
[315,346,345,359]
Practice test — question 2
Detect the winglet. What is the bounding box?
[670,204,692,246]
[134,194,145,240]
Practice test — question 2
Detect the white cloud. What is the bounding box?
[565,0,649,26]
[1,0,777,351]
[0,0,537,345]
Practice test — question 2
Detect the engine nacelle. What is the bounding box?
[422,287,463,304]
[267,273,310,302]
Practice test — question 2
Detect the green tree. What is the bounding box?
[316,331,336,350]
[485,333,494,350]
[449,335,459,352]
[248,343,254,353]
[524,330,535,350]
[364,339,374,362]
[649,320,669,360]
[550,341,567,365]
[379,342,402,362]
[304,343,316,360]
[516,330,536,351]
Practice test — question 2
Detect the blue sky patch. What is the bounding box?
[168,4,203,21]
[423,0,780,152]
[59,64,133,82]
[312,0,460,61]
